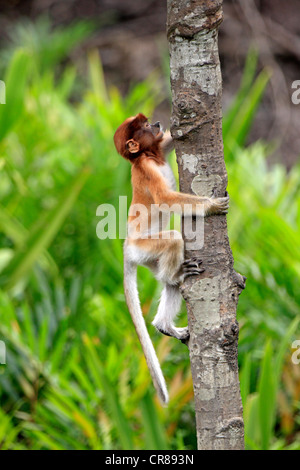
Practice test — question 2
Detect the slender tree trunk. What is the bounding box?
[167,0,246,450]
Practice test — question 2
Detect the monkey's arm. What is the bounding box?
[160,131,174,156]
[138,160,229,216]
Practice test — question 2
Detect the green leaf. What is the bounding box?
[0,49,31,141]
[274,316,300,384]
[228,68,270,149]
[82,333,134,450]
[240,352,251,408]
[141,391,169,450]
[223,47,259,137]
[258,341,276,450]
[0,166,90,290]
[244,393,260,449]
[88,49,108,102]
[0,203,58,275]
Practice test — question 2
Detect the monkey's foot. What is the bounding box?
[182,258,205,279]
[175,327,190,345]
[153,323,190,343]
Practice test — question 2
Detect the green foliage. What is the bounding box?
[228,143,300,353]
[0,25,299,450]
[0,17,94,75]
[242,318,299,450]
[0,49,31,141]
[0,167,90,291]
[223,48,270,157]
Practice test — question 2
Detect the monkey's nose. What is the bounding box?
[153,121,160,128]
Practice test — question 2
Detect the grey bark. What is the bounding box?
[167,0,245,450]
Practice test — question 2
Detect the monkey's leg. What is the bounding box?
[151,237,203,341]
[130,233,204,342]
[130,230,185,285]
[152,259,205,342]
[152,284,189,341]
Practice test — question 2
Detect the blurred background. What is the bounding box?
[0,0,299,450]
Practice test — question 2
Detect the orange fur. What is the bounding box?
[113,114,229,404]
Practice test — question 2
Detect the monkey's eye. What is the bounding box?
[144,122,151,128]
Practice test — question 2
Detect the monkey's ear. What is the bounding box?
[126,139,140,154]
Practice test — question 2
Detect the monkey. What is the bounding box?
[113,113,229,404]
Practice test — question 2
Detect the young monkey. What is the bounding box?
[114,113,229,404]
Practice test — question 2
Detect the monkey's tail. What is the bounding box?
[124,258,169,405]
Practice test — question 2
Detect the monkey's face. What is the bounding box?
[114,113,164,160]
[127,114,164,151]
[147,120,164,140]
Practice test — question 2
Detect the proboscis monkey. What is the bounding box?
[114,113,229,404]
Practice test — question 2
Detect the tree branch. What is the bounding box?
[167,0,245,450]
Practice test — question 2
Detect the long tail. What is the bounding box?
[124,258,169,405]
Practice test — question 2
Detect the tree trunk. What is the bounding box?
[167,0,246,450]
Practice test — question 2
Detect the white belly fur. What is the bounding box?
[157,163,176,191]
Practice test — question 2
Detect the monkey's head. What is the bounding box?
[114,113,164,161]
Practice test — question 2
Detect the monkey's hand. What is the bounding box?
[205,195,229,216]
[160,130,174,155]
